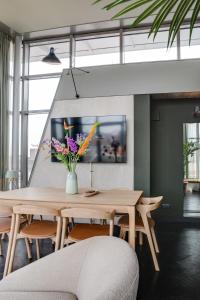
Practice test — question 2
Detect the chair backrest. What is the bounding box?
[136,196,163,215]
[13,205,60,217]
[61,208,115,237]
[0,204,13,217]
[61,207,115,221]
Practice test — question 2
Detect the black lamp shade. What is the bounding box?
[42,47,61,65]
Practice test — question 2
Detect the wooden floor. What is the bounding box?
[184,191,200,217]
[1,223,200,299]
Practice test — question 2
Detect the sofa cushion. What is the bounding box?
[0,291,77,300]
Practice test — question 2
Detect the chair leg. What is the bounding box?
[150,227,159,253]
[35,239,40,259]
[0,235,2,256]
[3,214,16,277]
[120,227,127,240]
[61,218,67,249]
[8,214,20,274]
[143,218,160,271]
[24,238,32,259]
[55,217,62,251]
[139,232,143,246]
[119,227,124,239]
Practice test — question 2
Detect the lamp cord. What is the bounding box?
[68,67,90,99]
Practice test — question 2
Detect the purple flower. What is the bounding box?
[67,137,78,153]
[52,137,61,146]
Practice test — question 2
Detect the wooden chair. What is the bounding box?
[0,205,13,256]
[60,208,115,248]
[118,196,163,271]
[7,205,62,275]
[1,205,30,277]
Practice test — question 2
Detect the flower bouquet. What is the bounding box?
[51,121,99,194]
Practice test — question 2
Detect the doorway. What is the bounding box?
[183,123,200,217]
[150,95,200,219]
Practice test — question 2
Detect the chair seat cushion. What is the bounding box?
[0,291,77,300]
[118,214,155,229]
[69,224,110,241]
[0,218,11,233]
[20,220,57,238]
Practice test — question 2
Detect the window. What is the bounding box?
[124,29,177,63]
[28,114,48,178]
[28,78,60,110]
[21,39,70,183]
[180,27,200,59]
[184,123,200,179]
[75,33,120,67]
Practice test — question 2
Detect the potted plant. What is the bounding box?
[183,141,199,179]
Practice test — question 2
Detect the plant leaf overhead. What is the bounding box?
[94,0,200,45]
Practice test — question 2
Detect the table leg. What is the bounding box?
[128,206,136,250]
[3,214,15,277]
[8,214,20,274]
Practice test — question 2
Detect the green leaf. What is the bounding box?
[168,0,195,46]
[148,0,178,39]
[112,0,153,19]
[93,0,104,4]
[189,0,200,44]
[133,0,167,28]
[104,0,129,10]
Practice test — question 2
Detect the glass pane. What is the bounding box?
[28,77,59,110]
[75,34,120,67]
[180,27,200,59]
[28,114,48,178]
[124,30,177,63]
[183,123,200,179]
[29,40,70,75]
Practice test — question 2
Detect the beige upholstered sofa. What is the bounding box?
[0,236,139,300]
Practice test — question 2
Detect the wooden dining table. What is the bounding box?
[0,187,143,275]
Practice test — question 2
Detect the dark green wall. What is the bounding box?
[135,96,200,219]
[134,95,151,196]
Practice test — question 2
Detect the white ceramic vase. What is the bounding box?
[66,171,78,194]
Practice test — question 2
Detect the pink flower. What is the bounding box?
[54,145,64,153]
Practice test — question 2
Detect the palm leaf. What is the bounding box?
[112,0,152,19]
[168,0,195,46]
[94,0,200,46]
[103,0,129,10]
[132,0,167,28]
[189,0,200,43]
[148,0,178,39]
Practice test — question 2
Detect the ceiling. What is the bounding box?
[0,0,126,34]
[0,1,194,36]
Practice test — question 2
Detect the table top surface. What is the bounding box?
[184,178,200,183]
[0,187,143,207]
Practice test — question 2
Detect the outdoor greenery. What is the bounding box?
[183,141,199,178]
[94,0,200,46]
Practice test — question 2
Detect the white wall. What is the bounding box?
[55,60,200,101]
[31,96,134,190]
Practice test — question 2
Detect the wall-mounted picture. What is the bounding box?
[51,115,127,163]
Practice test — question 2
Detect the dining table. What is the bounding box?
[0,187,143,275]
